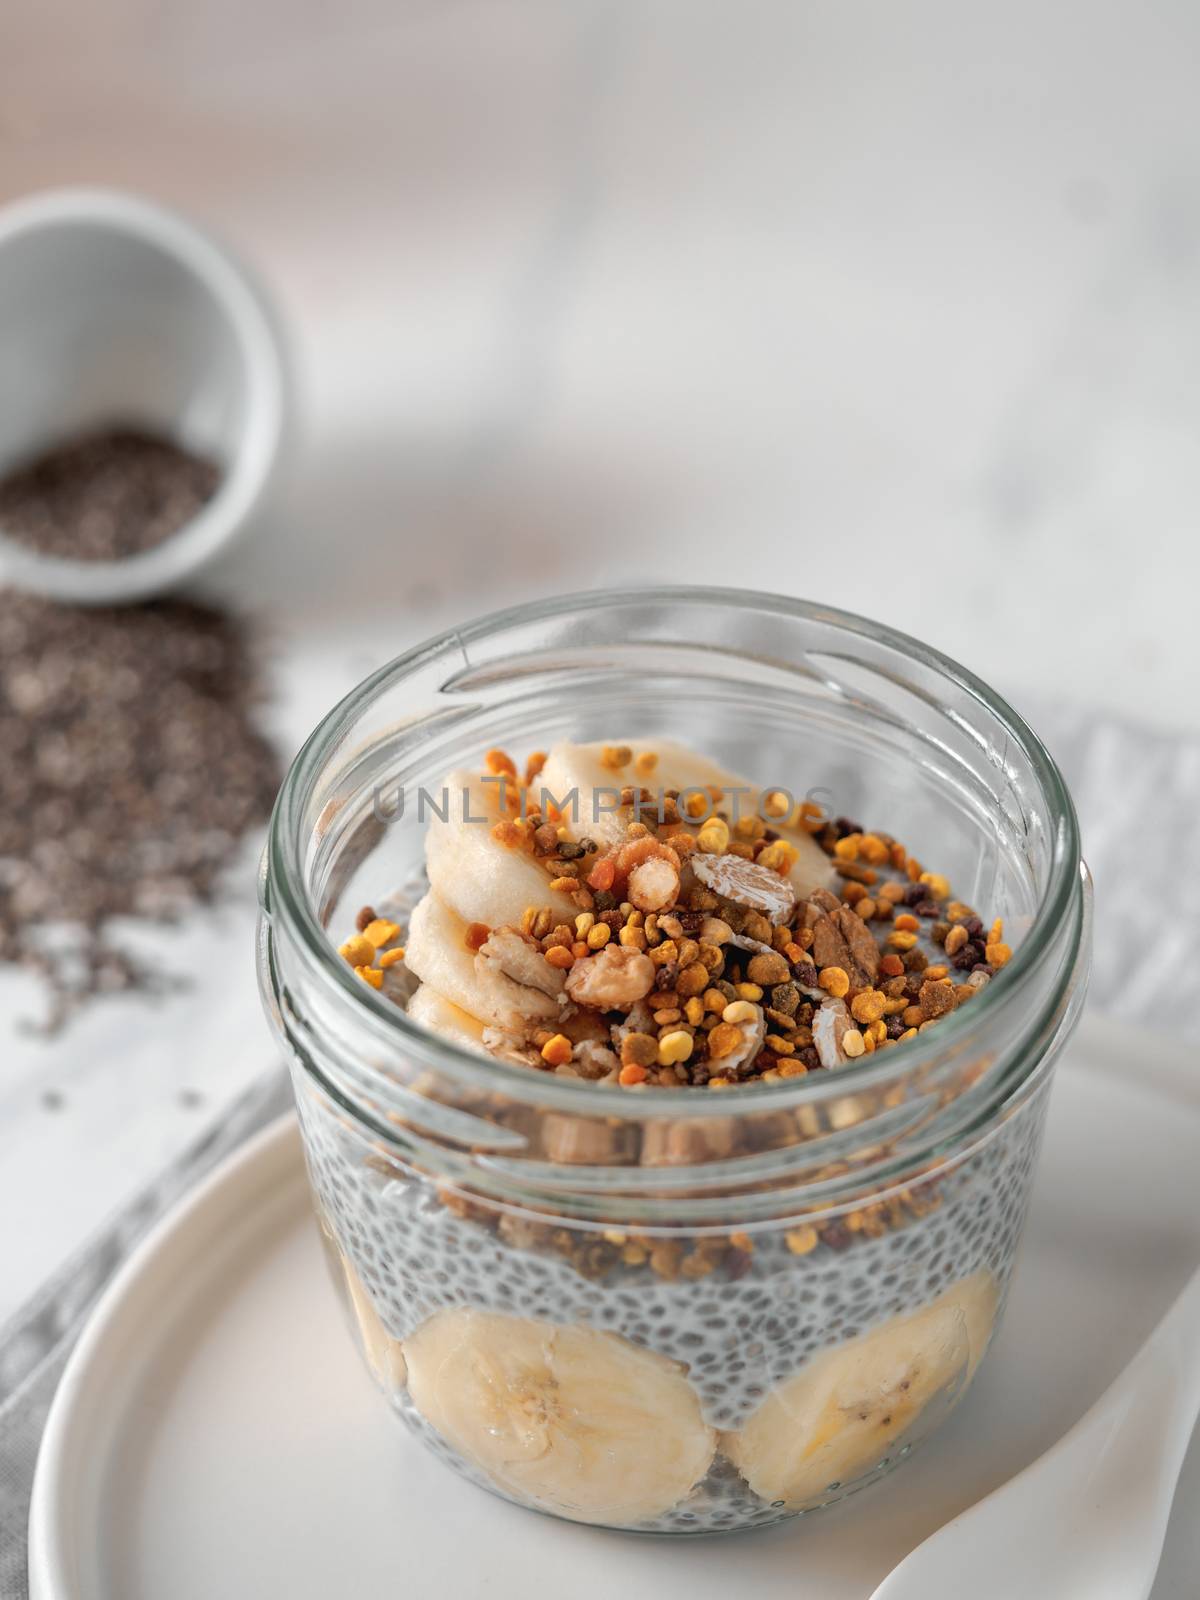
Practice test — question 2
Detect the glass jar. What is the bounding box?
[258,587,1091,1535]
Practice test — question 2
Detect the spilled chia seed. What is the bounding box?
[0,591,280,1032]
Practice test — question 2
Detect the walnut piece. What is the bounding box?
[565,943,656,1009]
[804,890,880,987]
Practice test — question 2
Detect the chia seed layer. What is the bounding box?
[300,748,1049,1531]
[296,1067,1048,1532]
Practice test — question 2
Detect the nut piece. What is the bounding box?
[565,943,656,1009]
[627,855,681,913]
[477,926,566,998]
[804,890,880,988]
[812,996,853,1067]
[691,853,797,926]
[641,1116,738,1167]
[542,1114,634,1165]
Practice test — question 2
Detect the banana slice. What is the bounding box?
[342,1256,407,1392]
[404,1308,717,1524]
[723,1270,998,1508]
[538,738,740,847]
[538,738,834,896]
[426,769,579,928]
[404,892,563,1032]
[407,982,491,1052]
[407,983,544,1071]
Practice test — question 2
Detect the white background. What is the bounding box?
[7,0,1200,720]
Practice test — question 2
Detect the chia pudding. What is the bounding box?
[287,737,1052,1533]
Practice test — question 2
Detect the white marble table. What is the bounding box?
[3,0,1200,1334]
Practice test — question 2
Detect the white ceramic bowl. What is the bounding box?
[0,187,288,604]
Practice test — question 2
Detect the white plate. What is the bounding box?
[29,1016,1200,1600]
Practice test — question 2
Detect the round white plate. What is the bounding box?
[29,1017,1200,1600]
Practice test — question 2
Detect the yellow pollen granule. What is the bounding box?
[696,818,730,854]
[338,934,375,968]
[657,1030,694,1065]
[818,966,850,998]
[757,839,798,874]
[850,989,886,1025]
[785,1226,819,1255]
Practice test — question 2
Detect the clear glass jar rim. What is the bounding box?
[265,584,1085,1119]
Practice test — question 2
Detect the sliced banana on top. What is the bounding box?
[537,738,834,897]
[404,1308,717,1525]
[723,1270,998,1508]
[538,739,734,847]
[425,768,579,929]
[406,983,491,1053]
[404,892,563,1032]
